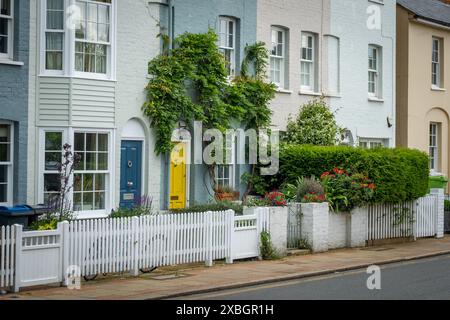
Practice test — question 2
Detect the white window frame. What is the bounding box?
[301,32,316,92]
[0,0,14,60]
[218,16,236,78]
[432,37,441,88]
[39,0,116,80]
[429,123,439,172]
[368,45,381,98]
[38,127,114,218]
[359,138,386,149]
[0,121,13,206]
[42,0,66,75]
[215,133,236,189]
[270,27,286,89]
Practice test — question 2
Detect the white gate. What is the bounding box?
[415,194,438,238]
[0,225,16,290]
[15,225,64,291]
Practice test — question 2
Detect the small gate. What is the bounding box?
[287,203,302,249]
[415,194,438,238]
[0,225,16,290]
[15,225,64,291]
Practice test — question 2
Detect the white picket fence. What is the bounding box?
[0,226,16,289]
[367,194,440,243]
[0,209,269,292]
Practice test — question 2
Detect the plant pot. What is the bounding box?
[215,192,239,202]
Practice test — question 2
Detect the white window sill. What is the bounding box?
[323,92,342,98]
[368,0,384,5]
[39,73,117,82]
[276,88,293,94]
[368,97,384,103]
[0,59,24,66]
[299,90,321,97]
[431,86,446,92]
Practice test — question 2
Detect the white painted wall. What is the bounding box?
[114,0,163,210]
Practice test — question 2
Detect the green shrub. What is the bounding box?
[295,177,324,202]
[284,98,344,146]
[260,231,280,260]
[269,145,429,204]
[445,200,450,212]
[171,201,243,215]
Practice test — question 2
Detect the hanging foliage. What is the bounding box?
[143,29,275,155]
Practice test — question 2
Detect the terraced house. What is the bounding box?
[0,0,30,206]
[27,0,165,218]
[3,0,398,217]
[396,0,450,183]
[258,0,396,148]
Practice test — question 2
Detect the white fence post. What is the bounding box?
[13,224,22,293]
[131,217,139,276]
[206,211,213,267]
[226,210,234,264]
[256,208,262,261]
[431,189,445,238]
[60,221,70,286]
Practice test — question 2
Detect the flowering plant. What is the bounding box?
[264,191,287,207]
[302,193,326,203]
[321,168,376,212]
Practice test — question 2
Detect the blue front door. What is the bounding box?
[120,141,142,208]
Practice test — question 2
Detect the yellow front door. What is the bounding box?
[169,142,187,209]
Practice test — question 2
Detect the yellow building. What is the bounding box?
[397,0,450,181]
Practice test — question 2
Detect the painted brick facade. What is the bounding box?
[0,0,30,205]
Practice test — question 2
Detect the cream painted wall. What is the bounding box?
[397,6,450,178]
[256,0,329,130]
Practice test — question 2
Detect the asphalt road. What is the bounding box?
[181,255,450,300]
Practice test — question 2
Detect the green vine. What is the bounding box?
[143,29,275,156]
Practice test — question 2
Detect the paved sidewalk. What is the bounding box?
[2,237,450,300]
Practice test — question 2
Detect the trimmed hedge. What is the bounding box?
[269,145,430,203]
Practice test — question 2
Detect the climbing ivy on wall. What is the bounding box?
[143,30,276,155]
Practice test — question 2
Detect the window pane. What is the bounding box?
[86,133,97,151]
[0,35,6,54]
[97,153,108,170]
[44,174,60,192]
[97,23,109,42]
[0,144,9,162]
[83,174,94,191]
[94,192,105,210]
[0,125,10,142]
[0,0,11,15]
[74,174,82,192]
[83,192,94,210]
[86,152,96,170]
[98,134,108,151]
[45,152,61,170]
[0,184,6,203]
[98,5,110,24]
[46,51,63,70]
[47,10,64,30]
[0,17,8,36]
[0,165,7,183]
[46,32,63,50]
[74,133,85,151]
[45,132,62,150]
[73,192,82,211]
[95,174,105,190]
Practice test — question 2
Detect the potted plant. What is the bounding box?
[214,185,239,202]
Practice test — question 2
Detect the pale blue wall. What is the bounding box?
[160,0,257,207]
[0,0,30,204]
